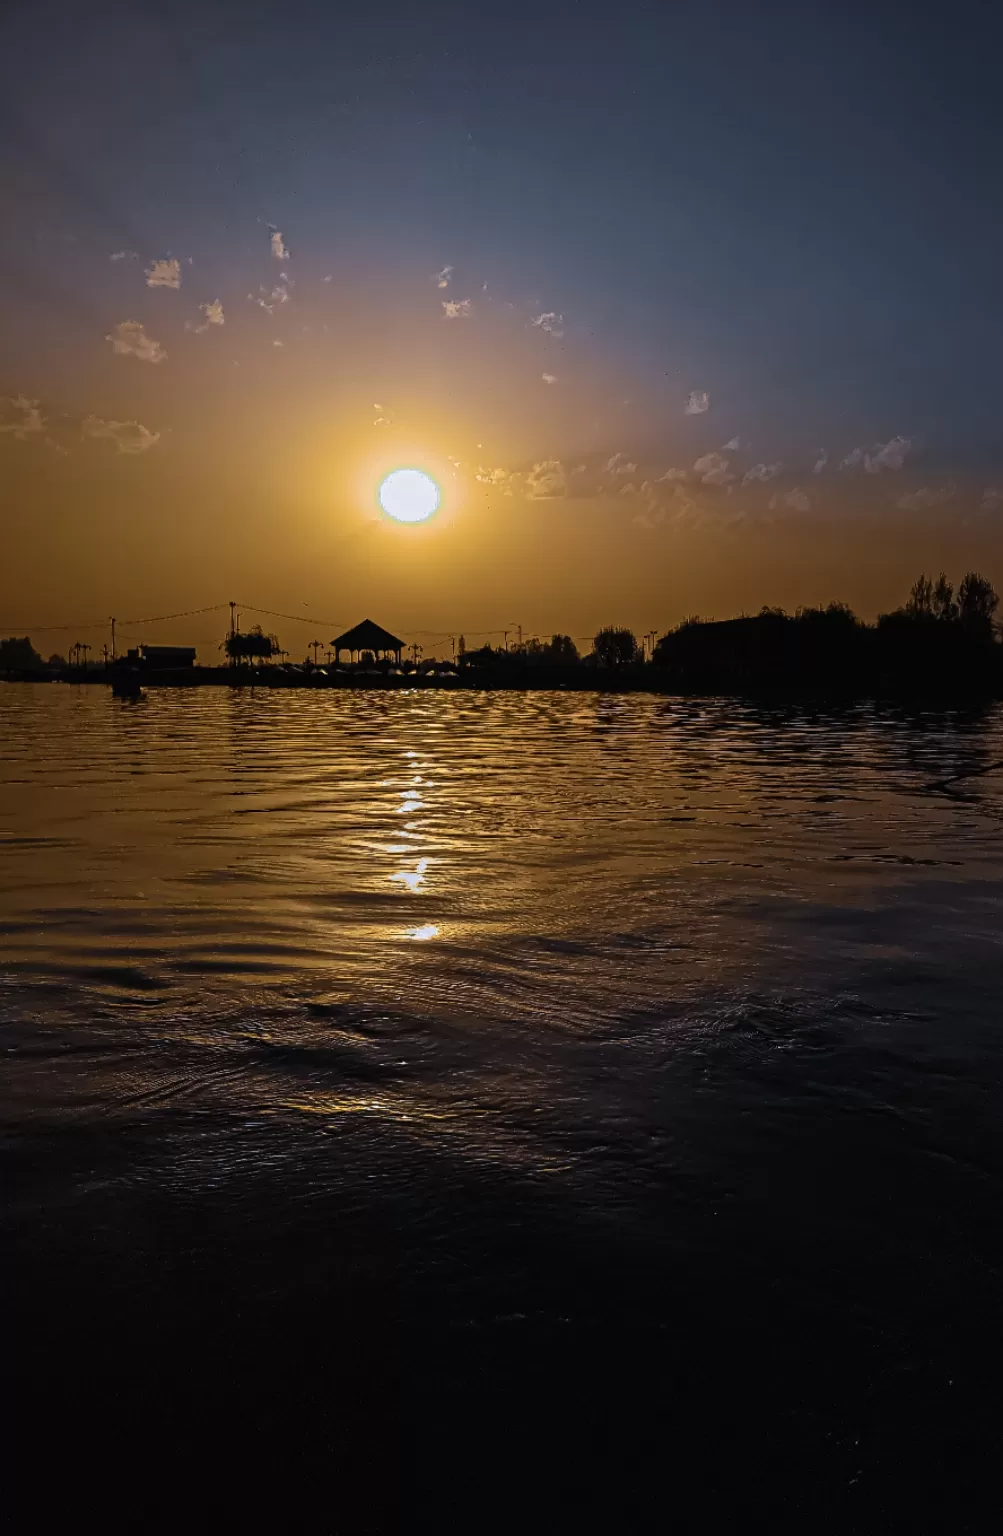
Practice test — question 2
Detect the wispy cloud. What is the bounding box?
[657,467,688,482]
[981,487,1002,512]
[251,278,291,313]
[865,435,913,473]
[742,461,782,485]
[442,298,472,319]
[606,453,637,475]
[722,436,741,451]
[684,390,709,416]
[813,450,828,474]
[106,320,166,363]
[526,459,566,498]
[433,265,453,289]
[82,415,160,455]
[373,402,394,426]
[770,487,812,513]
[619,482,637,495]
[0,395,44,438]
[110,249,138,262]
[269,226,289,261]
[839,447,864,469]
[542,372,557,385]
[531,311,564,337]
[145,257,181,290]
[694,450,733,485]
[187,298,225,333]
[475,465,513,490]
[896,484,956,510]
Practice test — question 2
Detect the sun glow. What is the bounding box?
[378,468,440,523]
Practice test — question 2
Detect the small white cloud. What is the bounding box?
[433,265,454,288]
[684,390,709,416]
[722,436,741,451]
[272,338,284,348]
[619,481,637,495]
[475,465,512,487]
[269,226,289,261]
[526,459,566,498]
[531,311,564,337]
[107,320,166,363]
[865,435,913,473]
[82,415,160,455]
[606,453,637,475]
[657,467,688,482]
[110,249,138,262]
[252,280,291,313]
[742,461,782,485]
[542,372,557,385]
[813,450,828,474]
[0,395,44,438]
[694,450,733,485]
[145,257,181,290]
[323,273,333,283]
[980,486,1002,512]
[839,447,864,469]
[201,298,224,326]
[442,298,472,319]
[896,484,956,510]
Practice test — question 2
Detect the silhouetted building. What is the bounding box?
[331,620,404,664]
[127,645,197,669]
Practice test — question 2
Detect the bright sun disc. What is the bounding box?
[378,468,440,523]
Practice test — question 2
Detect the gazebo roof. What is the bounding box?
[331,619,405,653]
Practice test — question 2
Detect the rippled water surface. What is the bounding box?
[5,684,1003,1524]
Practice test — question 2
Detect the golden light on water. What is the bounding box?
[378,468,440,523]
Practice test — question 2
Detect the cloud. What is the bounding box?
[526,459,566,498]
[606,452,637,475]
[839,448,864,469]
[82,415,160,455]
[981,486,1002,512]
[475,465,513,489]
[373,403,394,425]
[657,467,688,482]
[742,461,782,485]
[542,372,557,385]
[896,484,956,510]
[442,298,472,319]
[433,265,453,288]
[145,257,181,290]
[813,450,828,474]
[106,320,166,363]
[619,482,637,495]
[269,226,289,261]
[693,450,733,485]
[187,297,225,333]
[110,250,138,262]
[865,435,913,473]
[770,487,812,513]
[0,395,44,438]
[272,338,284,348]
[684,390,709,415]
[251,278,291,313]
[722,436,741,451]
[531,311,564,337]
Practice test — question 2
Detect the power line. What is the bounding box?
[117,603,229,626]
[237,603,349,630]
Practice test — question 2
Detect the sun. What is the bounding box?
[378,468,441,523]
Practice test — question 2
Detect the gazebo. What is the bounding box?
[331,619,405,665]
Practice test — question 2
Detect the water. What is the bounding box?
[4,684,1002,1526]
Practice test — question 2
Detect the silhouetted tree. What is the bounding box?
[958,571,999,635]
[224,624,278,664]
[546,633,579,662]
[907,574,934,617]
[0,637,44,671]
[593,626,639,667]
[457,634,466,657]
[933,574,958,622]
[48,653,66,668]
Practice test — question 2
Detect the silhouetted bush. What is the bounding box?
[592,627,640,667]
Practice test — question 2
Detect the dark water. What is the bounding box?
[4,684,1002,1526]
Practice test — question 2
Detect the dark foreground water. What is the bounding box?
[4,684,1002,1528]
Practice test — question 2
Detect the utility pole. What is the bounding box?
[410,642,422,664]
[502,630,509,651]
[110,617,116,661]
[310,640,321,665]
[101,644,109,665]
[448,635,456,661]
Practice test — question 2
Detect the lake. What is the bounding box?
[4,683,1002,1526]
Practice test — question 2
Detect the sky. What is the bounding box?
[1,0,1002,656]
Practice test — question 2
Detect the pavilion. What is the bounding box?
[330,619,405,665]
